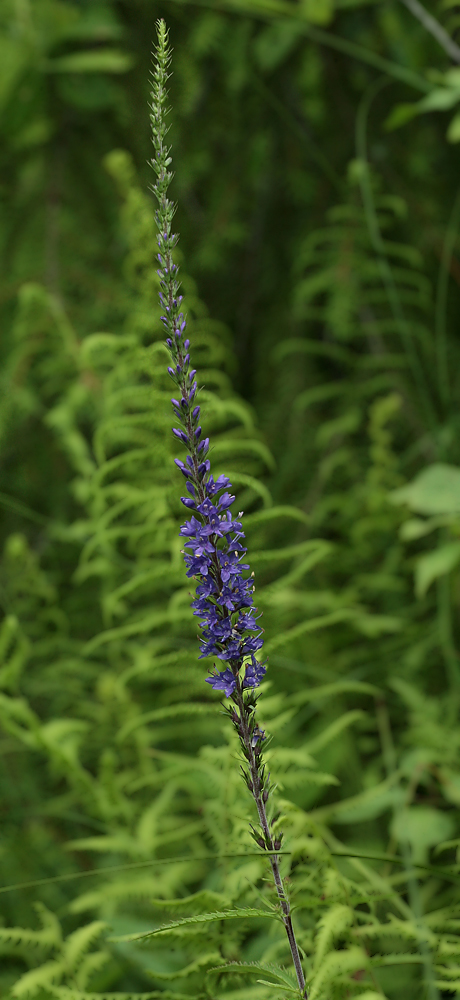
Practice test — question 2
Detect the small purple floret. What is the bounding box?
[206,667,237,697]
[251,725,266,748]
[243,657,267,689]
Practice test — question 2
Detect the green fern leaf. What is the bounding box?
[50,991,181,1000]
[370,953,424,966]
[150,889,230,912]
[243,505,309,527]
[209,960,299,991]
[63,921,107,971]
[117,702,217,741]
[309,946,368,1000]
[265,608,352,654]
[313,903,354,971]
[306,710,365,756]
[0,902,62,951]
[349,993,387,1000]
[11,958,64,998]
[147,950,223,979]
[111,908,280,942]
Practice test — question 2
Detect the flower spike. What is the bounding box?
[150,20,307,997]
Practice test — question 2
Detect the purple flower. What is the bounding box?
[217,550,248,584]
[193,579,217,602]
[217,639,243,661]
[184,553,212,577]
[207,617,233,641]
[251,725,266,748]
[237,612,260,632]
[206,474,231,496]
[242,636,264,656]
[179,515,202,538]
[206,667,237,697]
[243,657,267,689]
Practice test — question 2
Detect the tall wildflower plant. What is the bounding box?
[150,20,307,997]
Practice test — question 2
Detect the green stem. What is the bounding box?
[234,680,307,997]
[356,77,438,432]
[437,572,460,695]
[435,187,460,411]
[398,0,460,64]
[376,699,440,1000]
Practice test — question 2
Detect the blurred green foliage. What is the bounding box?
[1,1,460,999]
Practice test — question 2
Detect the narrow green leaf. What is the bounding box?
[390,463,460,515]
[47,50,134,74]
[209,960,298,991]
[110,908,279,942]
[415,542,460,597]
[447,111,460,142]
[256,978,299,993]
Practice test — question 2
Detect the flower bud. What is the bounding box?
[172,428,188,445]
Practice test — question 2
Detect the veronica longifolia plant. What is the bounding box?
[150,21,307,996]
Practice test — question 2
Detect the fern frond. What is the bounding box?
[148,950,223,979]
[305,710,365,756]
[11,959,64,998]
[75,950,110,990]
[209,960,299,991]
[117,702,217,741]
[265,609,354,654]
[150,889,230,912]
[111,908,280,942]
[0,902,62,952]
[312,903,354,972]
[62,922,107,972]
[49,991,172,1000]
[370,952,424,966]
[243,505,309,528]
[308,946,368,1000]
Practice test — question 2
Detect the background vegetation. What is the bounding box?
[2,1,460,998]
